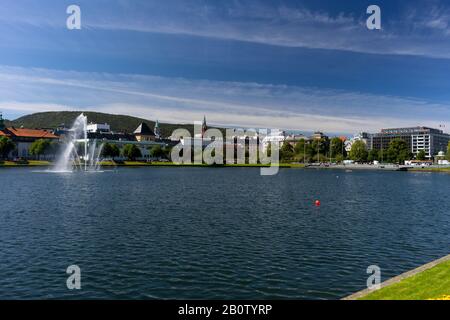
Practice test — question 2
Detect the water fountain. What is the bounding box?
[52,113,105,172]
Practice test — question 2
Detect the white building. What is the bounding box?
[261,130,286,152]
[87,123,111,133]
[436,151,450,165]
[345,132,370,152]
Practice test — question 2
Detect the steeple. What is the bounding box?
[0,112,5,130]
[201,115,207,137]
[154,120,161,139]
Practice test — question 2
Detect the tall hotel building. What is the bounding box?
[370,127,450,159]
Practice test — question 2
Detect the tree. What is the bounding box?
[304,142,315,160]
[149,145,165,158]
[101,143,112,158]
[330,137,346,159]
[294,139,316,163]
[349,140,368,162]
[280,142,294,161]
[122,144,142,160]
[311,138,328,156]
[367,149,379,162]
[447,142,450,161]
[0,136,16,159]
[101,143,120,159]
[416,150,426,161]
[387,138,411,164]
[110,144,120,159]
[49,141,61,157]
[311,138,329,162]
[29,139,51,159]
[265,143,272,158]
[335,154,344,163]
[162,146,173,160]
[294,139,306,154]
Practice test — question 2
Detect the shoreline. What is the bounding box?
[0,160,305,169]
[2,161,450,172]
[305,164,450,173]
[343,254,450,300]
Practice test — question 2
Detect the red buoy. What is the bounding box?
[315,200,321,207]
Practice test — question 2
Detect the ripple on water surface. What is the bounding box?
[0,168,449,299]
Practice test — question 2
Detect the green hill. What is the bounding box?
[6,111,197,137]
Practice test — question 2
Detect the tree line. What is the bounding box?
[283,137,441,164]
[280,137,347,163]
[2,136,450,164]
[349,138,413,164]
[101,143,172,161]
[0,137,172,161]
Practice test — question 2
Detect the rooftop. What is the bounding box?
[0,127,59,139]
[134,122,155,136]
[379,126,446,135]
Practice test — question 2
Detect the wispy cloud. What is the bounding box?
[1,65,449,134]
[2,1,450,59]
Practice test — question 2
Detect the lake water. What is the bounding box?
[0,167,449,299]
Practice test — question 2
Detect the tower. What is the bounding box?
[201,115,207,137]
[154,120,161,139]
[0,112,5,131]
[134,122,155,142]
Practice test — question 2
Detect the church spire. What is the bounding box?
[0,112,5,130]
[201,115,207,137]
[154,120,161,139]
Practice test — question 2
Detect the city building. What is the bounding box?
[311,131,328,140]
[370,127,450,159]
[154,120,161,139]
[193,115,209,139]
[87,123,110,133]
[85,122,164,159]
[0,113,59,159]
[134,122,156,142]
[345,132,371,152]
[261,130,286,152]
[285,134,309,148]
[436,151,449,165]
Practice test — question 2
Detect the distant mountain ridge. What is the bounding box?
[4,111,197,137]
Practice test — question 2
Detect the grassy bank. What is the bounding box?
[1,160,305,169]
[409,167,450,173]
[357,256,450,300]
[0,160,51,167]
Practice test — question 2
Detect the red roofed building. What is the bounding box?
[2,127,59,140]
[0,112,59,159]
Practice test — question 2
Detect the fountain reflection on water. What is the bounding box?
[51,113,105,173]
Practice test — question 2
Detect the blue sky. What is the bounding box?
[1,0,450,134]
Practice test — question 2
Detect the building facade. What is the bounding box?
[345,132,371,152]
[370,127,450,159]
[87,123,110,133]
[134,122,156,142]
[0,126,59,159]
[86,122,164,160]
